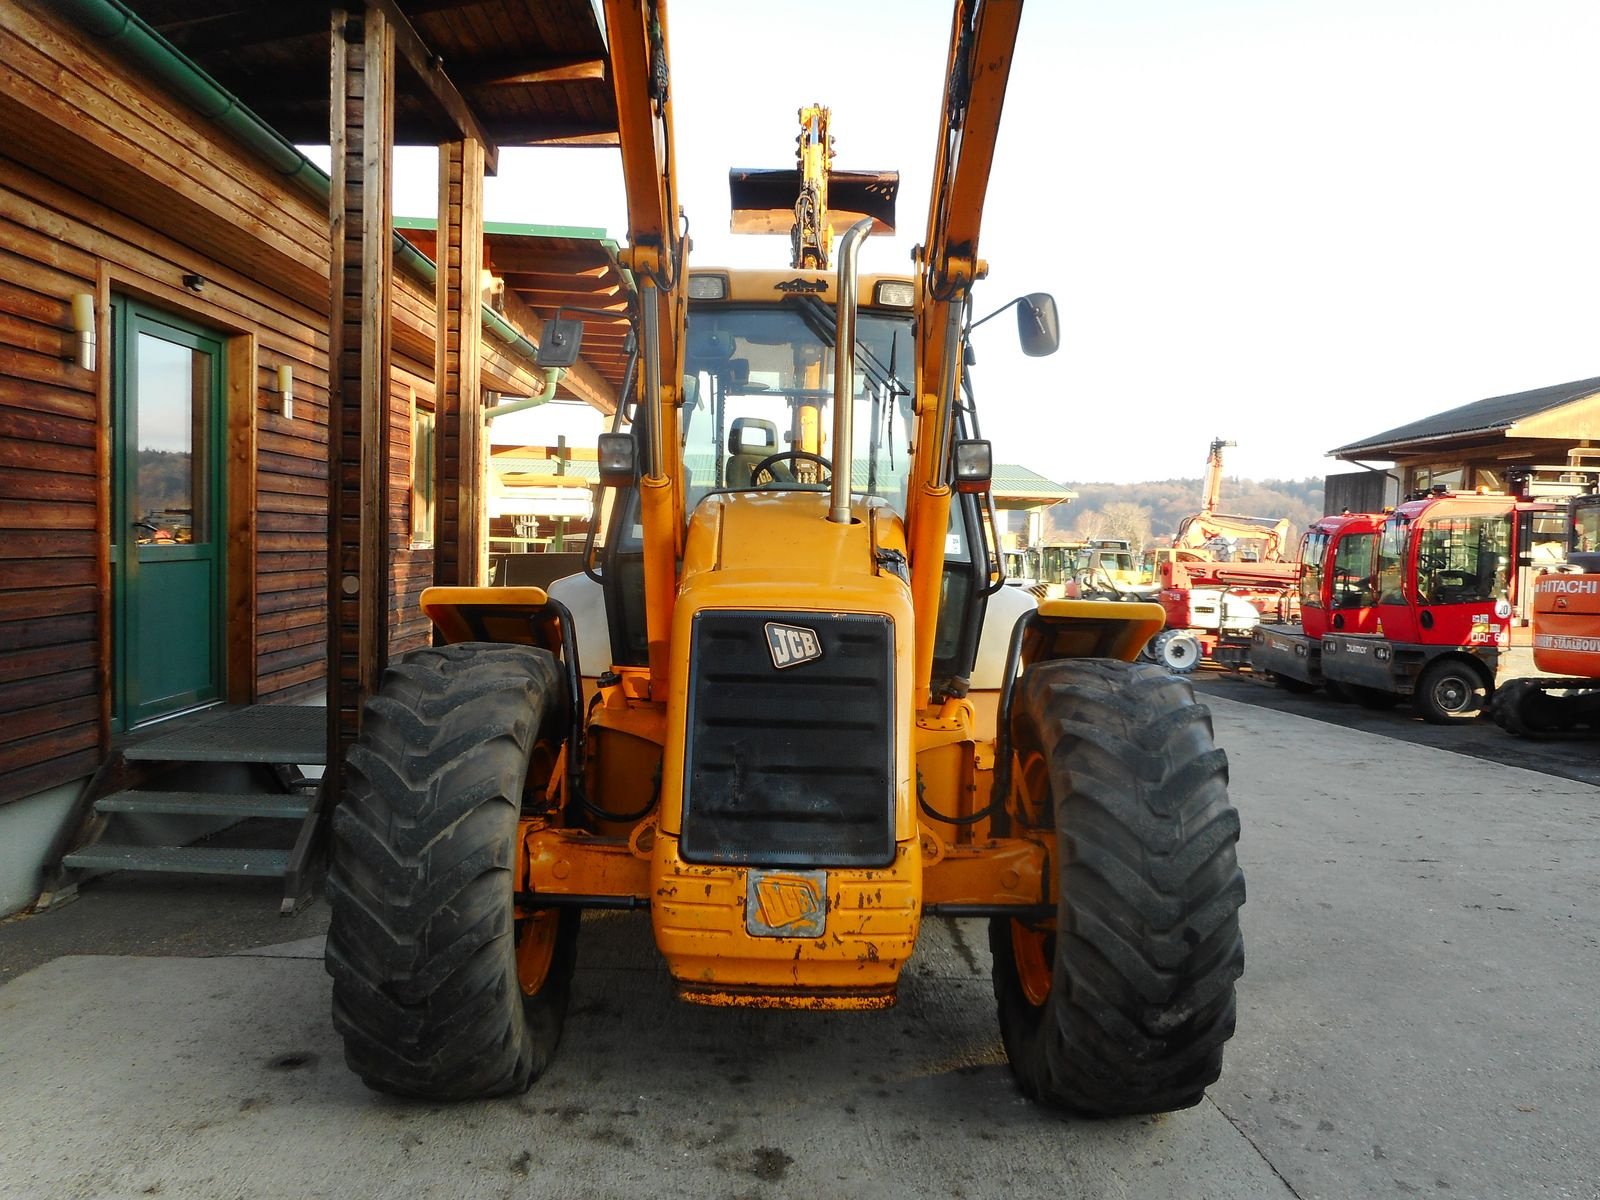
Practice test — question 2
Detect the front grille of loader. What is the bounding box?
[681,611,895,867]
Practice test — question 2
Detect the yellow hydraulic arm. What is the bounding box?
[603,0,688,695]
[907,0,1026,705]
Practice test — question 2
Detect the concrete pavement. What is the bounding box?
[0,694,1595,1199]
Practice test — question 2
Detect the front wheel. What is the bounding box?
[1152,629,1202,674]
[990,658,1246,1115]
[325,643,578,1099]
[1413,658,1490,723]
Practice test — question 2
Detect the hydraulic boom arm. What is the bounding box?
[908,0,1025,704]
[604,0,687,693]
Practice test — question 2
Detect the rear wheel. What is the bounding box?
[990,658,1246,1115]
[325,643,578,1099]
[1413,658,1489,723]
[1152,629,1202,674]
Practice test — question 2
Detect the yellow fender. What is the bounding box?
[1025,599,1167,666]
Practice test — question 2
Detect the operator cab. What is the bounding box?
[679,271,917,512]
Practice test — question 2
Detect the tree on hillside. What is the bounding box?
[1071,509,1108,540]
[1100,502,1153,553]
[1059,477,1325,546]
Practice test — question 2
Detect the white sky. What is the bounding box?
[370,0,1600,485]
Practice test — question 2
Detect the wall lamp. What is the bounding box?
[69,293,95,371]
[274,364,294,419]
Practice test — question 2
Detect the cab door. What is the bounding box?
[1324,529,1381,636]
[1408,506,1512,648]
[1373,516,1421,643]
[110,302,226,729]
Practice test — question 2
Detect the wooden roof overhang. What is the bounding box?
[127,0,621,173]
[397,220,635,408]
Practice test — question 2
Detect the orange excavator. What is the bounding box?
[1491,492,1600,734]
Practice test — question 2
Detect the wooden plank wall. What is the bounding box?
[390,366,435,655]
[0,6,510,806]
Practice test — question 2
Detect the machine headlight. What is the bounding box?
[874,280,915,308]
[687,274,728,300]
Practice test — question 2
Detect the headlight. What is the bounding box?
[687,274,728,300]
[874,280,915,308]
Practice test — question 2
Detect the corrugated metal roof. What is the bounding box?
[992,464,1075,503]
[1332,375,1600,457]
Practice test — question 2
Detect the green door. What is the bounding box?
[111,303,226,729]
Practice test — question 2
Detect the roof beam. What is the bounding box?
[367,0,500,174]
[483,119,620,147]
[485,247,619,275]
[461,54,608,87]
[150,1,329,54]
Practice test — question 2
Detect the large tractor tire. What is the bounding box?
[325,643,578,1100]
[990,659,1245,1115]
[1412,658,1490,724]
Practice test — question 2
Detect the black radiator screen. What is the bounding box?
[680,611,896,867]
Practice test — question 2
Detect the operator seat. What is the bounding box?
[725,417,789,487]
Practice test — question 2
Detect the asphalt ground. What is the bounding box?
[1,692,1596,1199]
[1189,666,1600,789]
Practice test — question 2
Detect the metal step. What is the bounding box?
[94,790,312,820]
[61,845,291,878]
[124,705,327,765]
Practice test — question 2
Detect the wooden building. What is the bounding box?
[1330,375,1600,498]
[0,0,628,914]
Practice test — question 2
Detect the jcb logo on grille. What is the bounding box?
[747,870,828,938]
[765,622,822,669]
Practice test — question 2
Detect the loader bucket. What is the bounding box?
[728,168,899,236]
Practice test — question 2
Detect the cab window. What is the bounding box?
[1299,531,1327,609]
[1331,532,1378,609]
[1415,514,1510,604]
[1377,519,1408,605]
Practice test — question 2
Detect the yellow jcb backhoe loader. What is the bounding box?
[323,0,1245,1116]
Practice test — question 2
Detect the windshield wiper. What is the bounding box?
[786,295,907,398]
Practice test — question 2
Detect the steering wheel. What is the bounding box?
[749,450,832,487]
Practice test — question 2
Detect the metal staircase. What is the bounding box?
[37,705,329,915]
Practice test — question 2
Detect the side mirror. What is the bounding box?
[953,439,992,494]
[537,317,585,368]
[1016,293,1059,358]
[597,432,637,486]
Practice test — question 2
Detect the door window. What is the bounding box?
[1331,532,1378,609]
[1415,514,1510,605]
